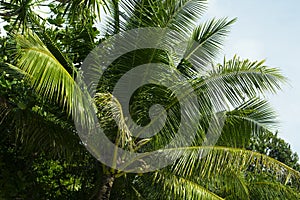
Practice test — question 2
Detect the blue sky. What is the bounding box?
[205,0,300,154]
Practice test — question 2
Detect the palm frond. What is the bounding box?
[15,108,80,159]
[166,0,208,36]
[0,100,82,159]
[182,18,236,72]
[168,146,300,186]
[192,56,286,109]
[0,0,35,30]
[62,0,105,22]
[216,98,277,148]
[120,0,206,33]
[249,181,300,200]
[154,172,224,200]
[220,170,249,199]
[184,168,250,199]
[15,31,76,115]
[33,26,74,75]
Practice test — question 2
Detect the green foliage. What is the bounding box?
[0,137,101,199]
[0,0,299,199]
[249,131,300,171]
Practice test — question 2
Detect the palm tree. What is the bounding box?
[1,0,299,199]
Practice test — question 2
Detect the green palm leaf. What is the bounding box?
[155,172,224,200]
[169,146,300,184]
[15,31,76,115]
[120,0,207,33]
[62,0,106,22]
[192,56,286,109]
[217,98,277,148]
[183,18,236,72]
[249,181,300,200]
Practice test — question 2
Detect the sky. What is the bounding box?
[204,0,300,154]
[0,1,299,154]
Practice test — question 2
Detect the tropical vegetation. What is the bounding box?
[0,0,299,199]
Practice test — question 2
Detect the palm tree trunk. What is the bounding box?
[98,173,115,200]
